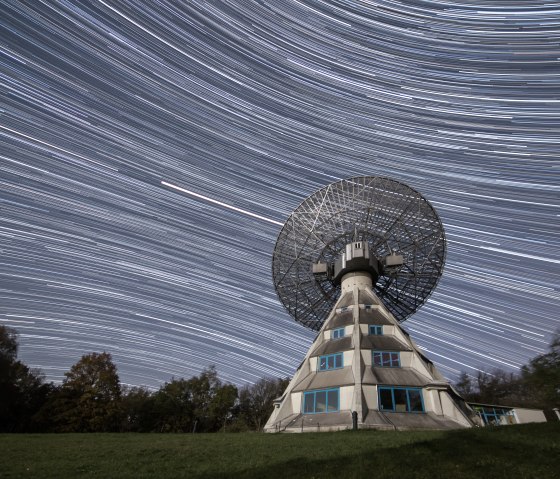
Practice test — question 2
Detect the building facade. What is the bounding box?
[265,247,475,432]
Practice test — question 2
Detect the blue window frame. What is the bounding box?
[303,388,340,414]
[472,406,515,426]
[369,325,383,335]
[332,327,345,339]
[319,353,343,371]
[372,351,400,367]
[378,387,424,413]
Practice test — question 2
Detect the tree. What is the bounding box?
[188,365,222,432]
[185,366,238,433]
[236,377,289,431]
[209,383,238,432]
[521,333,560,409]
[152,378,195,432]
[455,334,560,410]
[152,366,238,433]
[56,352,122,432]
[0,325,18,363]
[0,325,50,432]
[476,369,522,405]
[120,386,156,432]
[454,372,474,399]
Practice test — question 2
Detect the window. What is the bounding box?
[472,406,515,426]
[369,325,383,335]
[372,351,400,367]
[319,353,343,371]
[378,387,424,413]
[332,327,345,339]
[303,388,340,414]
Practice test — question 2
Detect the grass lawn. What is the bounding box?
[0,422,558,478]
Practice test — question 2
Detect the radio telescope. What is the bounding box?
[265,176,475,432]
[272,176,446,330]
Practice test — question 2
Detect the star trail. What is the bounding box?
[1,1,558,389]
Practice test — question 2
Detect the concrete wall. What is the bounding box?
[340,386,354,410]
[362,385,378,410]
[309,356,317,371]
[513,408,547,424]
[343,350,353,367]
[426,389,443,415]
[391,325,409,344]
[409,353,433,378]
[341,272,372,292]
[359,324,397,335]
[361,350,371,366]
[439,391,472,427]
[398,351,412,368]
[323,324,354,340]
[269,391,294,426]
[291,392,302,415]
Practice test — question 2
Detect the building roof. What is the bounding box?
[293,366,355,392]
[358,289,379,305]
[361,335,411,351]
[359,308,393,325]
[467,402,515,410]
[363,367,430,387]
[328,310,354,329]
[311,336,353,356]
[338,292,354,308]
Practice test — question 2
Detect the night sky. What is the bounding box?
[1,1,558,389]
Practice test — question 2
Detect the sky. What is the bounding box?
[1,1,558,389]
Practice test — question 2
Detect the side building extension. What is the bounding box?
[468,403,547,426]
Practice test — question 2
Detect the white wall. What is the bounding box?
[398,351,412,367]
[343,350,353,367]
[425,389,442,415]
[409,353,433,378]
[513,408,547,424]
[363,385,377,410]
[291,392,302,415]
[362,350,371,366]
[340,386,354,410]
[309,356,317,371]
[439,391,472,427]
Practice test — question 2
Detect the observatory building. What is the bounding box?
[264,176,476,432]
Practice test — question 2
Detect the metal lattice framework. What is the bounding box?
[272,176,446,330]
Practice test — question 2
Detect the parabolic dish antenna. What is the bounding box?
[272,176,446,330]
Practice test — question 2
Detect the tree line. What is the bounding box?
[1,325,558,432]
[453,333,559,414]
[0,325,288,433]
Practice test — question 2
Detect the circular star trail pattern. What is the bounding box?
[1,1,558,388]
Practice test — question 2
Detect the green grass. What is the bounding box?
[1,423,558,478]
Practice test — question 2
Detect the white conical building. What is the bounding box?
[265,242,474,432]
